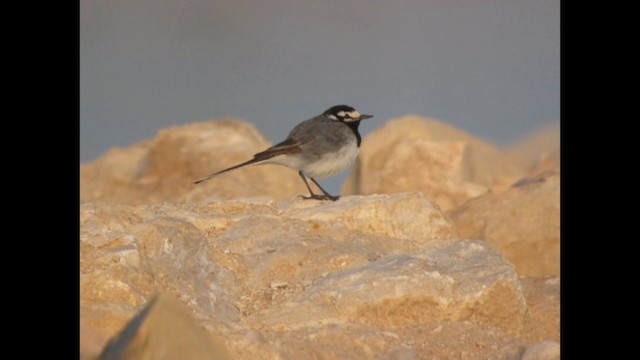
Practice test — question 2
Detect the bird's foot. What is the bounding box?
[302,194,340,201]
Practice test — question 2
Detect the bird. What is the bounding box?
[194,105,373,201]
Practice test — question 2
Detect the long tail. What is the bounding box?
[194,138,302,185]
[193,157,266,184]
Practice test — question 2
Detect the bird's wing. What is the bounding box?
[253,137,303,161]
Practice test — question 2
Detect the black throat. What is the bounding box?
[343,120,362,147]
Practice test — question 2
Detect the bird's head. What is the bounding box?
[323,105,373,123]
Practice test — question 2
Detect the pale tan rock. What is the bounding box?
[80,202,241,349]
[80,194,557,358]
[203,195,457,326]
[99,293,231,360]
[358,139,487,210]
[237,322,526,360]
[80,321,106,360]
[527,148,560,177]
[342,116,524,210]
[80,194,455,354]
[521,277,560,342]
[80,119,308,204]
[504,123,560,176]
[254,240,529,338]
[521,340,560,360]
[279,192,455,240]
[448,169,560,277]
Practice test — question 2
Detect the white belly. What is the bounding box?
[300,143,359,179]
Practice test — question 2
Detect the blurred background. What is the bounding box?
[80,0,559,194]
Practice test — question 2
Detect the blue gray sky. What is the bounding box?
[81,0,559,194]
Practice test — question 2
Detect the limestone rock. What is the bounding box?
[526,149,560,177]
[505,123,560,176]
[521,277,560,342]
[80,202,241,349]
[521,340,560,360]
[448,169,560,277]
[80,119,308,204]
[80,193,456,354]
[280,192,455,241]
[80,321,106,360]
[255,240,529,338]
[99,294,230,360]
[342,116,524,210]
[239,322,526,359]
[80,194,557,358]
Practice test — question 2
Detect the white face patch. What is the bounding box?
[327,114,338,121]
[339,110,361,122]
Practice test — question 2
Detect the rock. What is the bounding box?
[241,322,526,359]
[99,293,231,360]
[280,192,455,240]
[80,193,457,354]
[342,116,524,210]
[254,240,529,338]
[504,123,560,176]
[80,321,106,360]
[79,193,560,358]
[526,149,560,177]
[80,202,242,349]
[448,169,560,277]
[521,340,560,360]
[80,119,308,204]
[521,277,560,342]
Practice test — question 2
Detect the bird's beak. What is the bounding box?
[356,114,373,121]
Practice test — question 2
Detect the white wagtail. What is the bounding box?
[194,105,373,201]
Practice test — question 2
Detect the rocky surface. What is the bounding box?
[520,277,560,343]
[254,240,528,337]
[505,123,560,177]
[521,340,561,360]
[80,194,558,359]
[99,294,231,360]
[448,169,560,277]
[80,119,309,204]
[341,116,525,210]
[80,117,560,359]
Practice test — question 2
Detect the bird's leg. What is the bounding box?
[310,177,340,201]
[297,172,339,201]
[298,171,320,199]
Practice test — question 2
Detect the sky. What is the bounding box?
[80,0,559,194]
